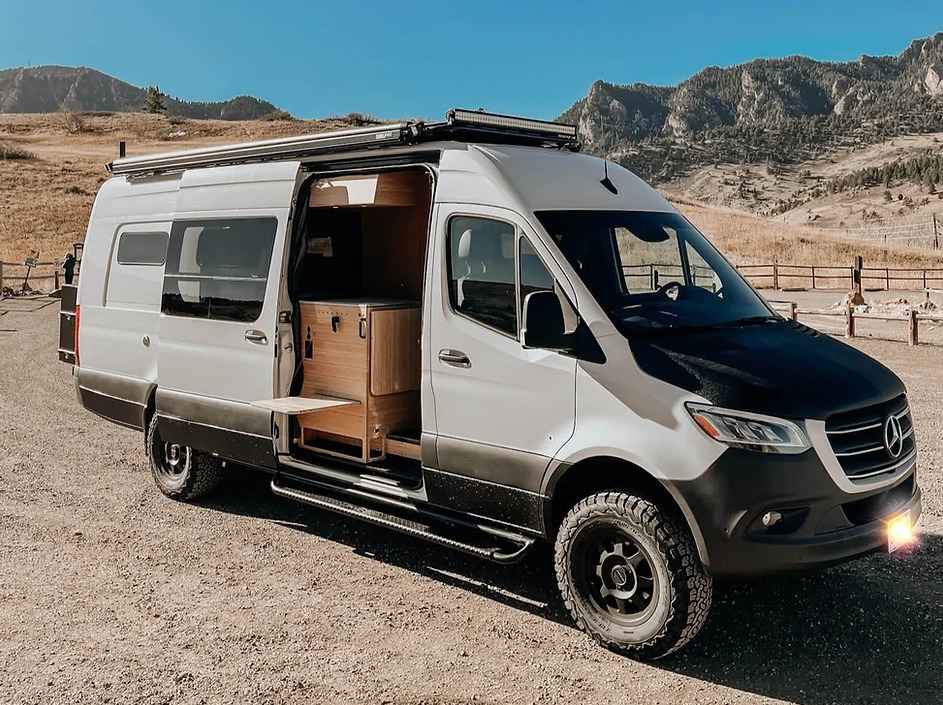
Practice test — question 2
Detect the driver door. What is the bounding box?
[427,205,577,529]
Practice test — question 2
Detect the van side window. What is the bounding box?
[162,217,277,323]
[117,232,168,265]
[447,216,517,336]
[106,230,169,310]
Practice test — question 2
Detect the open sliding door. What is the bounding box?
[156,162,302,469]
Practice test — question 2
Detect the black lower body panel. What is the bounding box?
[423,467,544,535]
[158,414,276,470]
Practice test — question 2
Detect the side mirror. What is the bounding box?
[522,290,571,350]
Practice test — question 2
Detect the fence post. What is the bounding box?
[811,265,816,290]
[885,267,890,290]
[772,260,779,290]
[0,261,4,292]
[846,303,855,338]
[854,256,863,296]
[54,268,60,290]
[908,310,918,346]
[789,302,797,321]
[649,264,655,290]
[934,213,939,249]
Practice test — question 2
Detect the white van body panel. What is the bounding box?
[77,176,181,426]
[555,337,725,483]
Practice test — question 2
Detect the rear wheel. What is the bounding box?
[146,414,224,501]
[554,491,712,659]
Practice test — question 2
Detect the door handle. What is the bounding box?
[438,349,471,368]
[245,330,268,345]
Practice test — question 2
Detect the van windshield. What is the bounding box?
[535,210,773,334]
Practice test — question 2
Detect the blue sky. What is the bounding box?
[1,1,939,120]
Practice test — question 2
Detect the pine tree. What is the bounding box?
[144,86,167,114]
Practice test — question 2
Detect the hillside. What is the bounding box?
[0,66,282,120]
[1,112,940,275]
[562,32,943,185]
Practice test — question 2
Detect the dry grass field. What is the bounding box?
[2,112,942,275]
[0,112,363,263]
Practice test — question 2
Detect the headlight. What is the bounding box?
[686,403,810,454]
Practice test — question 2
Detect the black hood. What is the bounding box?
[628,320,904,420]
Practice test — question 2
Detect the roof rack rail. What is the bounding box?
[106,109,579,177]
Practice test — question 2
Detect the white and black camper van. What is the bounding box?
[58,109,921,658]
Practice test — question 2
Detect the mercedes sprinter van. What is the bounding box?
[58,109,921,658]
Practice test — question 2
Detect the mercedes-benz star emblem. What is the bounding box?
[883,415,904,459]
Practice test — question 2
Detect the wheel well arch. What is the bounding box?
[544,456,710,566]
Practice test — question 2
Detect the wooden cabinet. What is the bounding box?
[297,299,420,462]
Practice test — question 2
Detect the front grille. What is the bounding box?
[825,394,916,479]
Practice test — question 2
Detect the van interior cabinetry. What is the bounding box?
[296,300,420,462]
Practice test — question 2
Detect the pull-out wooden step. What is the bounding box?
[271,472,535,564]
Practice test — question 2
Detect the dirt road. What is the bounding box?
[1,305,940,705]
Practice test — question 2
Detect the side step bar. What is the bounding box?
[270,476,535,564]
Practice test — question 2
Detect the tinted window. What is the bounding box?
[162,218,277,322]
[447,216,517,336]
[116,231,168,265]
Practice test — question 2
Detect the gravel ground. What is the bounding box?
[0,304,940,705]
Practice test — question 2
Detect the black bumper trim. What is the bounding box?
[668,448,922,577]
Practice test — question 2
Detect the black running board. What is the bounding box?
[270,476,535,564]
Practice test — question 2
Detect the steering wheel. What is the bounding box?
[656,281,683,301]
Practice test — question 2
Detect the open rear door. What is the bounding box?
[155,162,301,469]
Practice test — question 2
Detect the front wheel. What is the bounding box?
[554,491,712,659]
[146,414,224,501]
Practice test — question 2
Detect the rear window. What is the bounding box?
[116,231,168,265]
[162,217,278,322]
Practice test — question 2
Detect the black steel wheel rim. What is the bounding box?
[573,521,658,626]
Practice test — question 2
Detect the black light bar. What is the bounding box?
[447,108,578,141]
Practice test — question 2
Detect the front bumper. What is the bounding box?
[670,448,921,578]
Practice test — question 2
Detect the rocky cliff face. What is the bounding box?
[0,66,282,120]
[561,33,943,181]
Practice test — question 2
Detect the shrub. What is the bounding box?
[344,112,381,126]
[64,185,87,195]
[262,109,295,122]
[61,111,86,134]
[0,142,36,160]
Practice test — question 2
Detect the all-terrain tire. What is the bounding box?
[554,491,712,659]
[146,414,225,501]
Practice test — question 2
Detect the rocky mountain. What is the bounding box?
[0,66,282,120]
[561,32,943,182]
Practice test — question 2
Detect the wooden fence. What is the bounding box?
[735,261,943,291]
[767,300,943,346]
[0,260,65,293]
